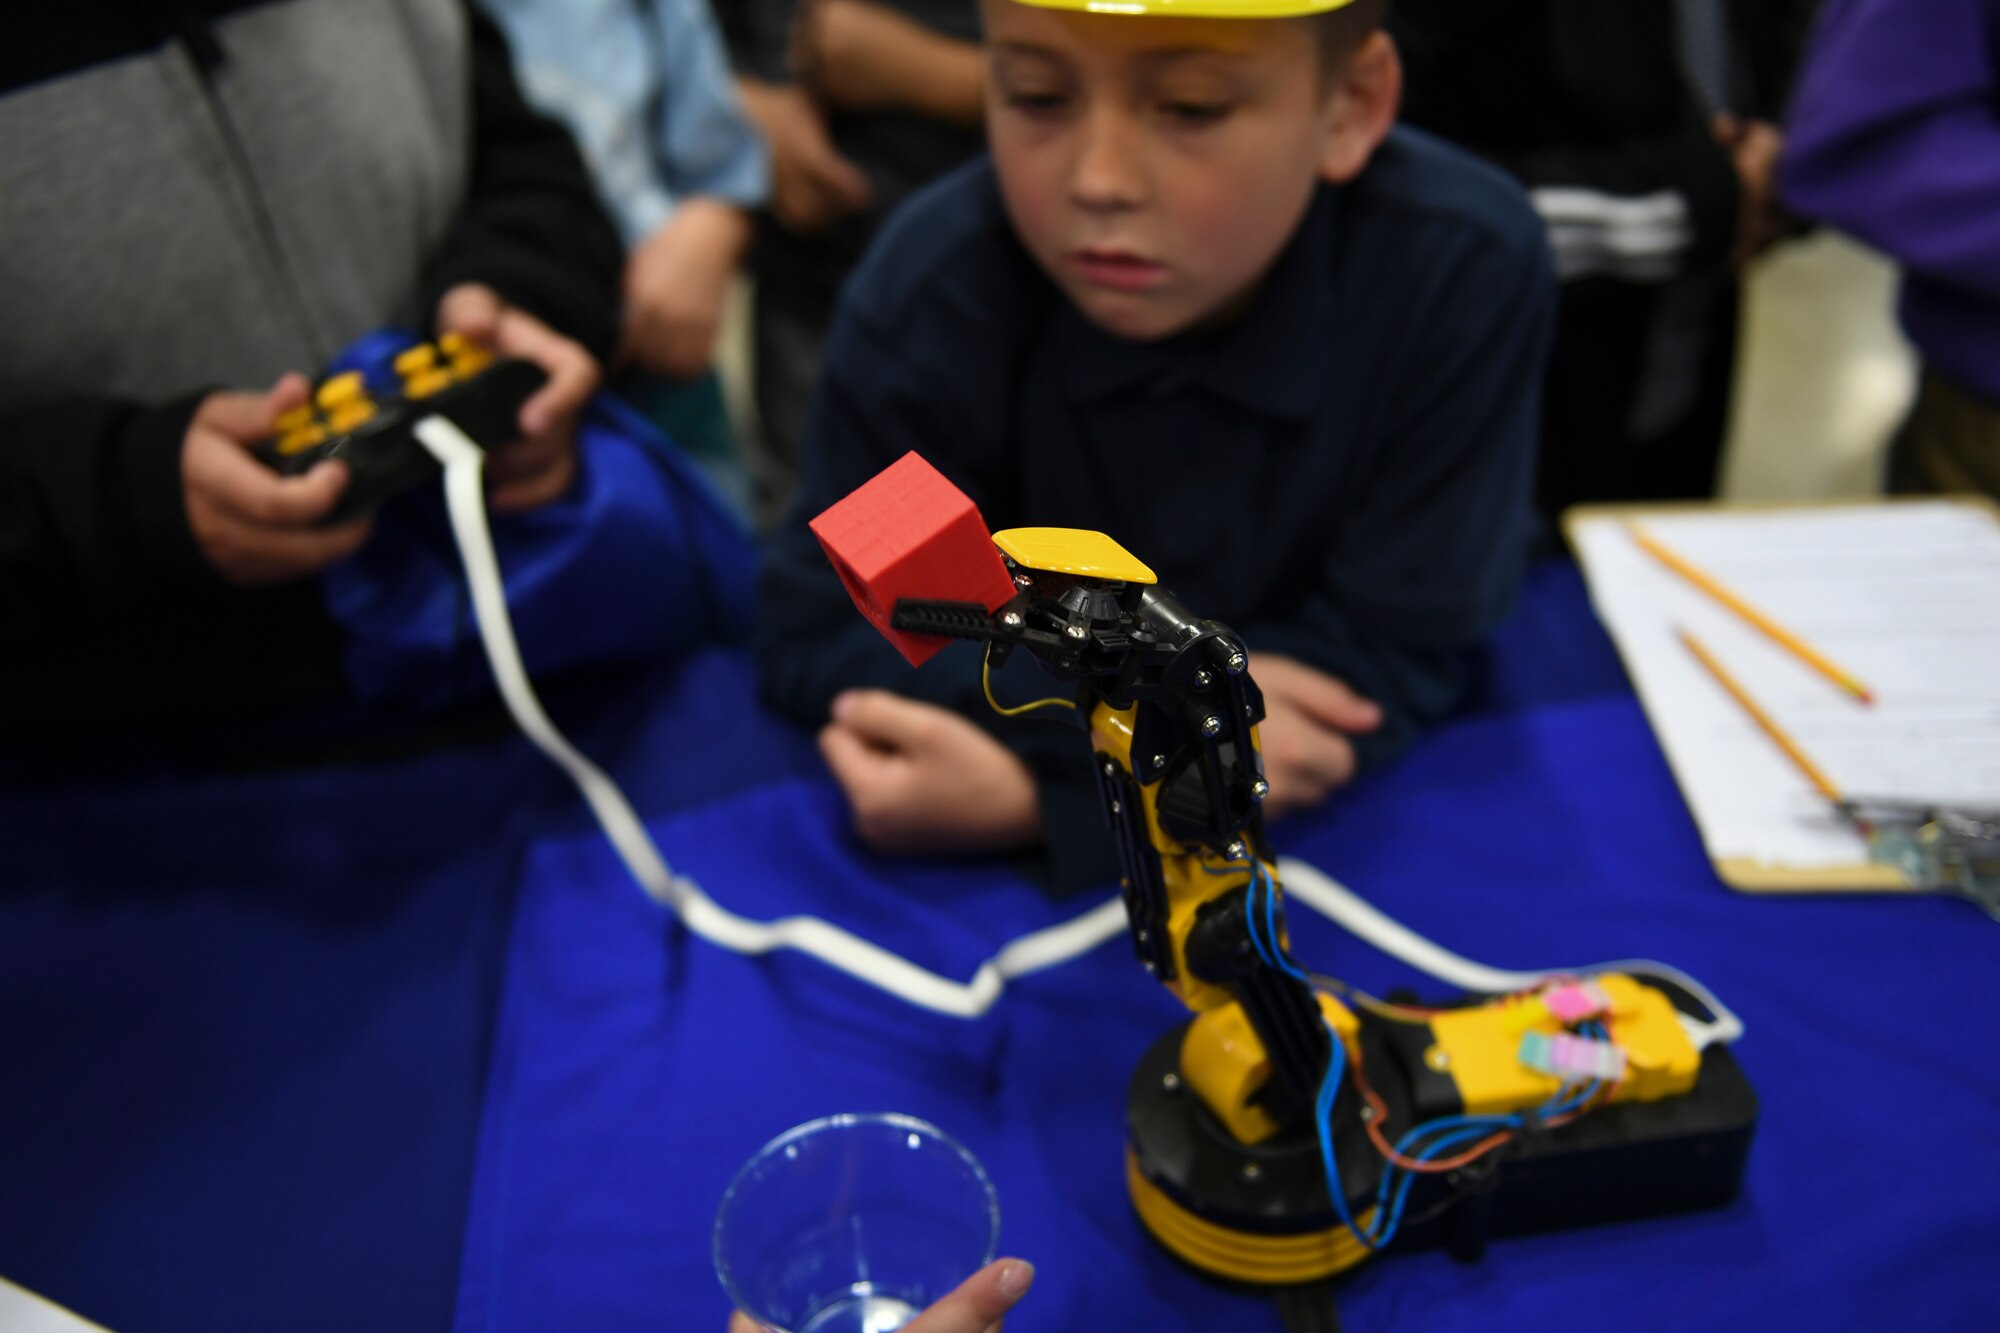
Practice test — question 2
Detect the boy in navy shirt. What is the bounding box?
[759,0,1555,892]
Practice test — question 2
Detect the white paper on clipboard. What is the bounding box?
[1568,500,2000,887]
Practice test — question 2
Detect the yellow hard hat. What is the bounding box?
[1005,0,1359,17]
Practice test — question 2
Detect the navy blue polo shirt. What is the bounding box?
[759,127,1556,893]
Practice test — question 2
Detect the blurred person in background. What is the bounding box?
[0,1,621,745]
[481,0,770,514]
[1391,0,1819,532]
[717,0,985,525]
[1782,0,2000,500]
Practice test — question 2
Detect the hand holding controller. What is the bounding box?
[253,334,548,525]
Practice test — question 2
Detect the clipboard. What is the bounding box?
[1562,496,2000,895]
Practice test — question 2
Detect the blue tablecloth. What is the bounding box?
[4,564,1997,1332]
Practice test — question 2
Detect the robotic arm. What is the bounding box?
[889,526,1341,1144]
[812,453,1752,1302]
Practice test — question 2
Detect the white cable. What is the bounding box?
[412,414,1740,1045]
[1279,858,1743,1048]
[412,416,1126,1019]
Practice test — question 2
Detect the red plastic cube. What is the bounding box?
[810,452,1018,667]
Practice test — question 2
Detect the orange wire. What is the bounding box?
[1350,1042,1513,1172]
[1327,982,1622,1179]
[1345,1034,1618,1174]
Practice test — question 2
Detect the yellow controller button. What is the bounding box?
[315,371,366,410]
[325,399,377,434]
[276,424,328,455]
[438,333,494,375]
[404,369,454,399]
[449,347,493,376]
[394,345,439,377]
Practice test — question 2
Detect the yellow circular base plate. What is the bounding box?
[1126,1149,1377,1284]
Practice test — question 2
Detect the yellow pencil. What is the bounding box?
[1677,627,1845,803]
[1629,523,1875,705]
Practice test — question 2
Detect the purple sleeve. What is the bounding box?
[1780,0,2000,302]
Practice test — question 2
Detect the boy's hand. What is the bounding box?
[1713,114,1790,274]
[181,373,372,586]
[436,283,600,512]
[1248,654,1382,820]
[622,198,753,380]
[728,1258,1033,1333]
[818,691,1040,855]
[734,77,873,235]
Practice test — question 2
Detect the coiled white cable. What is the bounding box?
[1277,859,1742,1049]
[414,416,1125,1018]
[412,415,1741,1045]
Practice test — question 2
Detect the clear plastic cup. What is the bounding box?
[714,1112,1000,1333]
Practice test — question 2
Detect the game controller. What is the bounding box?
[254,334,547,524]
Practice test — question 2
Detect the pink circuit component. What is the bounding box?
[1519,1030,1626,1084]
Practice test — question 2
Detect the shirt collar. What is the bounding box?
[1052,183,1339,420]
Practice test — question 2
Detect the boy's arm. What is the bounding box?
[1232,221,1558,771]
[761,419,1123,894]
[1780,0,2000,302]
[481,0,766,379]
[757,306,1013,726]
[0,384,367,638]
[419,7,625,368]
[650,0,772,213]
[796,0,985,128]
[633,0,770,376]
[3,11,619,646]
[0,398,216,641]
[760,374,1106,887]
[758,271,1122,892]
[719,0,877,234]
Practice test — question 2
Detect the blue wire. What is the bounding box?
[1251,861,1390,1246]
[1371,1112,1529,1246]
[1542,1085,1590,1116]
[1373,1125,1496,1243]
[1393,1113,1525,1152]
[1267,883,1308,984]
[1237,862,1375,1250]
[1243,880,1277,970]
[1225,857,1398,1253]
[1237,858,1596,1253]
[1312,1031,1373,1245]
[1254,861,1311,986]
[1376,1056,1634,1246]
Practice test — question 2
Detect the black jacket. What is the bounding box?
[1391,0,1819,518]
[0,0,622,741]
